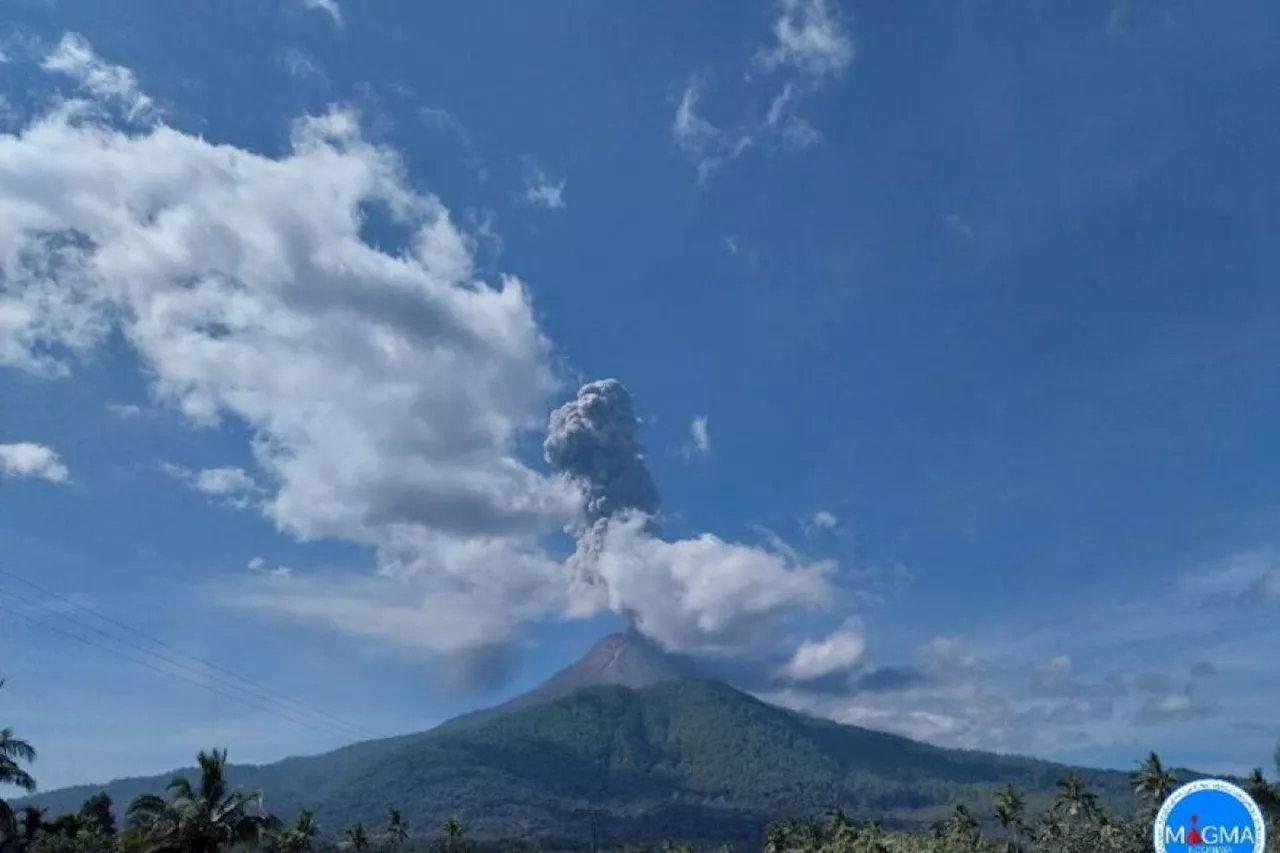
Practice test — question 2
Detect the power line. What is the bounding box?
[0,565,383,740]
[0,572,385,743]
[0,596,359,741]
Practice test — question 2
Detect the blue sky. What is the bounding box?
[2,0,1280,791]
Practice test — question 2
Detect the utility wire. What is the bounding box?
[0,565,384,739]
[0,596,360,741]
[0,571,385,743]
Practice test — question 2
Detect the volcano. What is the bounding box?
[18,631,1143,844]
[498,630,697,711]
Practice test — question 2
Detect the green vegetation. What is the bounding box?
[4,678,1279,852]
[0,680,37,838]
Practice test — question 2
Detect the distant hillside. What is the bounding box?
[20,677,1143,846]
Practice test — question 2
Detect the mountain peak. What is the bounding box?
[495,630,695,713]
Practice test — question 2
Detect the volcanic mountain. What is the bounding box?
[500,630,696,709]
[18,633,1140,845]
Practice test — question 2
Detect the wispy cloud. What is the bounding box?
[672,82,754,184]
[756,0,855,78]
[105,402,144,419]
[525,170,566,210]
[685,415,711,457]
[804,510,840,534]
[0,442,70,483]
[163,464,263,508]
[280,48,326,83]
[672,0,854,181]
[299,0,342,29]
[40,33,157,123]
[247,556,292,579]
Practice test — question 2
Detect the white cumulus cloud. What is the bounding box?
[196,467,259,496]
[0,37,579,673]
[0,442,70,483]
[163,464,263,506]
[781,620,865,681]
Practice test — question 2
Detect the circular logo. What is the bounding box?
[1154,779,1266,853]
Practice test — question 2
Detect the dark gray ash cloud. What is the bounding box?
[543,378,661,528]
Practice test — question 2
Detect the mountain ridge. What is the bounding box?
[17,634,1151,843]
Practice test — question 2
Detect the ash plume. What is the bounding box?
[544,379,661,621]
[544,379,661,531]
[545,379,834,656]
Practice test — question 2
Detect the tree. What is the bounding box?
[823,808,859,853]
[1053,774,1099,821]
[945,804,981,851]
[125,748,273,853]
[791,819,821,853]
[76,794,115,838]
[0,686,37,838]
[383,809,408,851]
[341,823,369,853]
[1130,752,1178,809]
[16,808,45,844]
[436,816,466,853]
[267,810,318,853]
[1246,767,1279,814]
[763,821,790,853]
[0,807,44,853]
[993,784,1026,853]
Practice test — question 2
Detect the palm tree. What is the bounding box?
[1053,774,1099,821]
[383,808,408,849]
[437,816,465,853]
[1035,812,1066,846]
[993,784,1026,853]
[946,804,981,849]
[1130,752,1178,808]
[0,692,37,839]
[126,748,272,853]
[342,823,369,853]
[268,809,318,853]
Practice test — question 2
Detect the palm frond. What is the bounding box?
[0,760,36,793]
[0,732,36,765]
